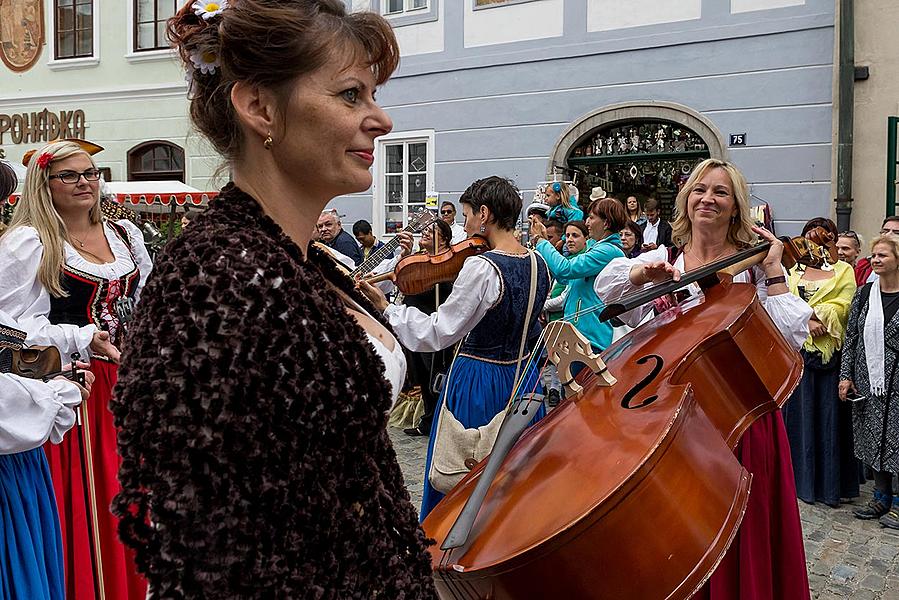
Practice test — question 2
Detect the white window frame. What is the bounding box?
[472,0,541,9]
[382,0,429,16]
[47,0,101,70]
[126,0,178,63]
[369,0,438,26]
[373,130,435,238]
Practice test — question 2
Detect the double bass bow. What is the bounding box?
[421,231,834,600]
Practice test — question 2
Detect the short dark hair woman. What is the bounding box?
[359,175,551,520]
[111,1,435,597]
[620,220,645,258]
[782,217,859,508]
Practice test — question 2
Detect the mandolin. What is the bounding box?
[349,208,440,279]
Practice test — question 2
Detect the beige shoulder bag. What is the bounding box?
[429,251,539,494]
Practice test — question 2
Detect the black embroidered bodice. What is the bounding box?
[460,251,550,363]
[48,222,140,346]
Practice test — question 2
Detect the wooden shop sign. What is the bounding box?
[0,109,87,145]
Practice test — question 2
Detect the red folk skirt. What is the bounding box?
[43,359,146,600]
[695,411,811,600]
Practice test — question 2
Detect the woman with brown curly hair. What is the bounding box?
[111,1,435,598]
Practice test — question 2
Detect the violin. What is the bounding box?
[420,231,832,599]
[364,235,490,296]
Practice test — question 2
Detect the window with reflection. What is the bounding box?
[55,0,93,59]
[382,0,428,16]
[127,141,185,183]
[135,0,177,51]
[382,140,429,234]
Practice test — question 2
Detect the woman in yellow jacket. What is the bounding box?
[782,217,859,507]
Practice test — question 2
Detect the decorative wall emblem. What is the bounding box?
[0,0,44,72]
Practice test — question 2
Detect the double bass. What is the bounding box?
[421,233,834,599]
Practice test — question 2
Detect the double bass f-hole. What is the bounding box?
[621,354,664,410]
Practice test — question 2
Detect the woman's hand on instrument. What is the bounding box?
[55,361,94,403]
[630,261,680,286]
[529,216,547,244]
[752,225,784,276]
[356,279,389,313]
[90,330,120,364]
[838,379,857,402]
[396,231,414,257]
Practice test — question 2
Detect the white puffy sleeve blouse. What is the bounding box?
[0,221,153,357]
[593,248,813,350]
[384,255,501,352]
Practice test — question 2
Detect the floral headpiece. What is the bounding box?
[192,0,228,20]
[36,153,53,170]
[185,0,229,85]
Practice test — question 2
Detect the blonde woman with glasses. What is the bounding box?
[0,140,152,599]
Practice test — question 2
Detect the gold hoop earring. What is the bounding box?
[263,133,273,150]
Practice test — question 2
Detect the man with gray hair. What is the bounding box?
[317,210,363,266]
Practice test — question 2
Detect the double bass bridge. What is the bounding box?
[544,321,616,395]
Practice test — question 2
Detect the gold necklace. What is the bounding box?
[684,245,734,266]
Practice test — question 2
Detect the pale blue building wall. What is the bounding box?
[334,0,835,237]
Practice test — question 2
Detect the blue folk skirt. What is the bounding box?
[420,355,546,520]
[0,448,65,600]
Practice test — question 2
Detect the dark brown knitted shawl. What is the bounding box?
[111,184,436,599]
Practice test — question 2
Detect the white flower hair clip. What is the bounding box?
[192,0,228,20]
[189,48,220,75]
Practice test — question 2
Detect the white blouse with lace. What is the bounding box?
[0,221,153,357]
[593,246,813,350]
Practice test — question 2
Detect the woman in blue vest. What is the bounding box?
[529,197,628,352]
[359,176,551,520]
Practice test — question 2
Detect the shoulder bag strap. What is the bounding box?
[510,251,539,394]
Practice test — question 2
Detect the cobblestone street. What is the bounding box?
[389,427,899,599]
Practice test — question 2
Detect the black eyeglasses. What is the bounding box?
[839,230,859,240]
[48,169,101,184]
[440,209,454,215]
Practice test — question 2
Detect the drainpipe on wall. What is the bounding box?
[834,0,854,231]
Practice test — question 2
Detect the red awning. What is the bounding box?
[5,192,218,206]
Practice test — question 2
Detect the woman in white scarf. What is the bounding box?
[839,235,899,529]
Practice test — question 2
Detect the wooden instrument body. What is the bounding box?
[390,236,489,296]
[422,281,802,599]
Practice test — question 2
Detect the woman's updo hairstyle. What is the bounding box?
[167,0,399,161]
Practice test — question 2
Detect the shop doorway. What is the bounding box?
[548,102,727,221]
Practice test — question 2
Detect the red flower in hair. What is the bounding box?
[36,153,53,170]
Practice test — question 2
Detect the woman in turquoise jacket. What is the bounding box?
[530,197,627,351]
[545,181,584,224]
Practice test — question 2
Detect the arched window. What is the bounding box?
[127,141,185,182]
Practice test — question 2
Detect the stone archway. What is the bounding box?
[547,101,728,218]
[549,101,728,170]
